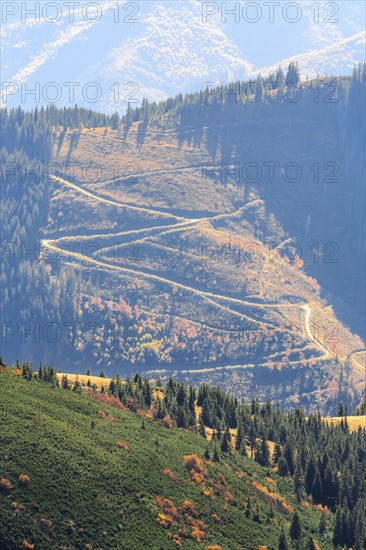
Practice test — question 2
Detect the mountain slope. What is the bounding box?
[1,73,365,411]
[1,368,365,549]
[34,75,364,410]
[0,372,306,549]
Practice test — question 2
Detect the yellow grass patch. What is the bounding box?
[56,372,112,388]
[325,416,366,432]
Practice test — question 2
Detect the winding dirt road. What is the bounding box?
[301,305,330,358]
[44,174,332,360]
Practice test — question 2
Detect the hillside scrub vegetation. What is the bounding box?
[0,360,365,549]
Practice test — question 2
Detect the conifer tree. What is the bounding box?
[294,459,305,500]
[221,427,232,453]
[285,62,300,86]
[213,445,220,463]
[278,527,288,550]
[290,510,302,541]
[333,505,343,546]
[319,511,326,534]
[305,455,316,494]
[245,496,251,518]
[253,504,261,523]
[198,414,206,438]
[312,469,323,504]
[236,420,244,451]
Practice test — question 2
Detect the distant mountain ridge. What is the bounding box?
[1,0,365,111]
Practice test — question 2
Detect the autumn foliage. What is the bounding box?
[155,495,208,544]
[162,469,182,485]
[116,440,129,451]
[11,501,25,513]
[19,474,31,486]
[98,409,117,422]
[187,516,208,542]
[93,393,125,409]
[252,481,293,514]
[183,454,207,486]
[21,540,35,549]
[180,500,198,517]
[155,496,180,526]
[157,415,174,428]
[0,478,14,494]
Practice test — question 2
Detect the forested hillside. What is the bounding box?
[0,362,365,549]
[1,65,365,411]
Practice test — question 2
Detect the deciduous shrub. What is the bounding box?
[19,474,31,486]
[0,478,13,494]
[21,540,35,549]
[116,440,129,451]
[183,454,205,474]
[188,518,208,542]
[163,469,181,485]
[157,415,174,428]
[11,501,25,513]
[180,500,198,518]
[98,409,117,421]
[252,481,293,514]
[155,496,180,523]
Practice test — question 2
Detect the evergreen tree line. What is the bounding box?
[2,63,363,138]
[0,105,114,140]
[122,63,364,127]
